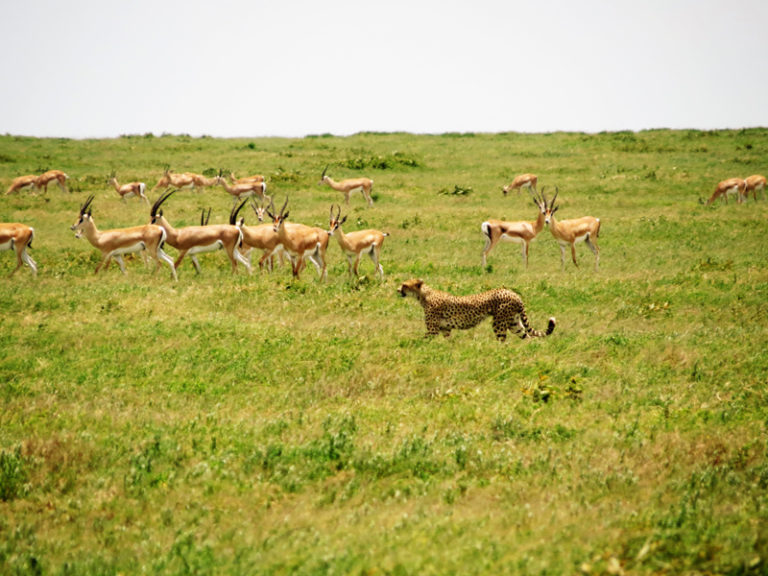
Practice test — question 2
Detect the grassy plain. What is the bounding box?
[0,129,767,575]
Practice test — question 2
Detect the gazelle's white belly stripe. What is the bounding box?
[108,242,145,256]
[500,234,526,244]
[188,241,224,255]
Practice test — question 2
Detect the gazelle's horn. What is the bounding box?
[151,189,175,217]
[231,200,247,225]
[80,195,95,215]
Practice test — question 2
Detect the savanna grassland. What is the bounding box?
[1,129,767,575]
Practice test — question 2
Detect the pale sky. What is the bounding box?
[2,0,766,139]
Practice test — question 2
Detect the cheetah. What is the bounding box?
[398,278,556,341]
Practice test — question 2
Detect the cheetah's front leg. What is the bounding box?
[424,317,444,338]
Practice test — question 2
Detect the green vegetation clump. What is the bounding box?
[0,129,767,574]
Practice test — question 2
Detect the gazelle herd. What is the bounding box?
[706,175,766,205]
[1,162,765,279]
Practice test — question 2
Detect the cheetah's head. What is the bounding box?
[398,278,424,298]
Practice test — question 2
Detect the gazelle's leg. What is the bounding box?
[586,237,599,271]
[570,244,579,267]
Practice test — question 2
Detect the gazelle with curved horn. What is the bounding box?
[481,189,547,268]
[319,165,374,207]
[328,204,389,279]
[35,170,70,194]
[267,197,329,280]
[543,188,601,272]
[108,171,149,204]
[151,166,197,193]
[230,200,283,271]
[502,173,537,196]
[0,222,37,276]
[744,174,766,202]
[71,195,177,279]
[5,175,38,195]
[706,177,746,205]
[150,190,252,275]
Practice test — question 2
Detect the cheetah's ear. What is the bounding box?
[415,279,424,288]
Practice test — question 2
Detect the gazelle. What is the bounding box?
[0,223,37,276]
[5,175,38,195]
[267,197,329,280]
[706,177,746,205]
[190,172,222,192]
[150,190,252,275]
[745,174,766,202]
[481,189,547,268]
[502,173,537,196]
[230,200,283,271]
[35,170,69,193]
[108,172,149,204]
[319,165,374,207]
[328,204,389,279]
[71,195,177,279]
[543,188,601,272]
[228,172,265,186]
[218,173,268,206]
[152,167,197,193]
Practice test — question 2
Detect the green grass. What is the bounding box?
[1,130,767,575]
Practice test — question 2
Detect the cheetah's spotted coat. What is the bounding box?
[398,278,556,341]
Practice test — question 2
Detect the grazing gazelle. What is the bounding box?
[267,197,329,280]
[0,222,37,276]
[150,190,251,275]
[481,189,547,268]
[502,173,537,196]
[543,188,601,272]
[5,175,38,195]
[71,195,177,279]
[744,174,766,202]
[328,204,389,279]
[319,165,374,207]
[108,171,149,204]
[35,170,70,194]
[706,177,746,205]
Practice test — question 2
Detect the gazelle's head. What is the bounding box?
[502,184,511,196]
[530,188,547,216]
[71,195,95,238]
[542,187,559,226]
[328,204,347,236]
[319,164,330,185]
[266,197,289,233]
[107,170,117,185]
[251,199,266,222]
[150,189,175,224]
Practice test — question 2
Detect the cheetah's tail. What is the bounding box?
[521,312,556,339]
